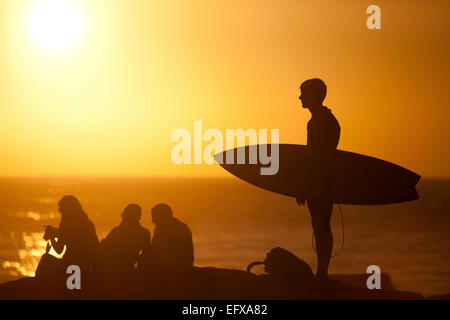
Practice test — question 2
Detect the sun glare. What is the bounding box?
[29,0,84,52]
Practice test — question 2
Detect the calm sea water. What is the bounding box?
[0,177,449,297]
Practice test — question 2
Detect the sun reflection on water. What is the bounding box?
[1,232,63,278]
[8,210,59,222]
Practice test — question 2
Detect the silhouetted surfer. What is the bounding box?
[297,78,340,280]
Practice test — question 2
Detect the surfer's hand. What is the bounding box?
[296,196,306,206]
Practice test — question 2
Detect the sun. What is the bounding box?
[29,0,84,52]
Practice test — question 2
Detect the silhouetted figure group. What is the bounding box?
[37,195,194,298]
[0,196,425,300]
[27,193,349,299]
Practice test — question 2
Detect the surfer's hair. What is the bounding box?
[300,78,327,103]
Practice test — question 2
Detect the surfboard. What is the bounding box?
[214,144,420,205]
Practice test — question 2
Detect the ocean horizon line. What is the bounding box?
[0,174,235,180]
[0,175,448,181]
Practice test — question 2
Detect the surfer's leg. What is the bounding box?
[307,200,333,279]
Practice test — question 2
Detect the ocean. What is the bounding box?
[0,177,449,297]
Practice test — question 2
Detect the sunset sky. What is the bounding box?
[1,0,449,177]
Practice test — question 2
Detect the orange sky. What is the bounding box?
[1,0,449,177]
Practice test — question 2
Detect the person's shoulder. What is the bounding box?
[174,218,191,232]
[108,226,120,235]
[101,226,119,243]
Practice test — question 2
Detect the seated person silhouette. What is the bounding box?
[296,78,340,280]
[100,204,151,272]
[150,203,194,277]
[40,195,99,290]
[96,204,150,297]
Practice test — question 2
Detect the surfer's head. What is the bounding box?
[152,203,173,225]
[299,78,327,109]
